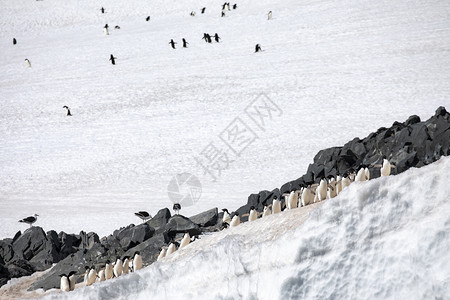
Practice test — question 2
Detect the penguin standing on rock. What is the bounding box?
[109,54,117,65]
[63,106,72,116]
[169,39,177,49]
[25,58,31,68]
[173,203,181,214]
[222,208,231,224]
[182,38,189,48]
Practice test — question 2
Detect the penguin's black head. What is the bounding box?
[234,212,239,216]
[222,208,229,213]
[68,271,77,276]
[343,173,348,178]
[105,260,110,264]
[134,251,140,256]
[91,266,95,270]
[85,266,90,271]
[250,206,255,210]
[273,195,278,200]
[60,273,67,277]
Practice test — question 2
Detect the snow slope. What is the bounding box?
[1,0,450,238]
[36,156,450,300]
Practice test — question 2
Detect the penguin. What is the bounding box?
[214,33,221,43]
[317,179,327,201]
[133,251,143,271]
[169,39,177,49]
[104,260,113,280]
[63,106,72,116]
[114,25,120,29]
[365,167,370,180]
[60,274,70,292]
[13,38,17,45]
[68,271,76,291]
[157,248,167,261]
[221,11,226,17]
[341,173,351,190]
[100,7,105,14]
[146,16,150,22]
[25,58,31,68]
[104,24,109,35]
[381,158,391,176]
[86,266,97,286]
[122,257,130,274]
[233,4,237,9]
[301,186,314,206]
[262,205,271,217]
[180,232,190,248]
[272,196,281,214]
[225,3,230,10]
[267,11,272,20]
[355,167,366,182]
[113,257,123,278]
[109,54,117,65]
[255,44,262,53]
[83,266,90,285]
[222,2,227,10]
[327,177,337,199]
[229,212,240,227]
[182,38,189,48]
[287,191,298,209]
[173,202,181,214]
[190,11,196,16]
[201,7,206,14]
[335,174,342,195]
[97,269,105,282]
[222,208,231,224]
[248,206,258,221]
[166,243,177,255]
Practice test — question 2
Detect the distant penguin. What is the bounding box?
[113,257,123,278]
[365,167,370,180]
[83,266,90,285]
[146,16,150,21]
[63,106,72,116]
[221,11,226,17]
[287,191,298,209]
[133,251,143,271]
[122,257,130,274]
[109,54,117,65]
[182,38,189,48]
[222,208,231,224]
[157,248,167,261]
[381,158,391,176]
[25,58,31,68]
[104,24,109,35]
[97,269,105,282]
[233,4,237,9]
[100,7,105,14]
[173,202,181,214]
[68,271,76,291]
[190,11,196,16]
[301,186,314,206]
[272,196,281,214]
[267,11,272,20]
[248,206,258,221]
[317,179,327,201]
[255,44,262,53]
[262,205,271,217]
[169,39,177,49]
[230,212,241,227]
[86,266,97,286]
[167,243,177,255]
[214,33,221,43]
[201,7,206,14]
[341,174,351,190]
[114,25,120,29]
[355,167,366,182]
[105,260,113,280]
[335,175,342,195]
[60,274,70,292]
[180,232,190,248]
[13,38,17,45]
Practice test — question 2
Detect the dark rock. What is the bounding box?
[58,232,81,256]
[12,227,47,261]
[190,208,218,227]
[146,208,171,233]
[12,231,21,243]
[405,115,421,126]
[7,258,35,279]
[435,106,448,117]
[0,240,14,263]
[79,231,100,250]
[164,215,201,243]
[123,234,166,265]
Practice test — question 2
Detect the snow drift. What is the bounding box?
[40,156,450,299]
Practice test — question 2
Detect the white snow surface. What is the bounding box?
[38,156,450,300]
[1,0,450,238]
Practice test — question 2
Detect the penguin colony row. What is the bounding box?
[58,251,143,292]
[14,3,272,69]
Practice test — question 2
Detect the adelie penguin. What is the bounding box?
[25,58,31,68]
[146,16,150,22]
[267,11,272,20]
[63,106,72,116]
[233,4,237,9]
[109,54,117,65]
[201,7,206,14]
[173,202,181,214]
[104,24,109,35]
[248,206,258,222]
[214,33,221,43]
[182,38,189,48]
[13,38,17,45]
[190,11,196,16]
[255,44,262,53]
[133,251,143,272]
[169,39,177,49]
[100,7,105,14]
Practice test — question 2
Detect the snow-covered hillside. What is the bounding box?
[27,156,447,300]
[1,0,449,239]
